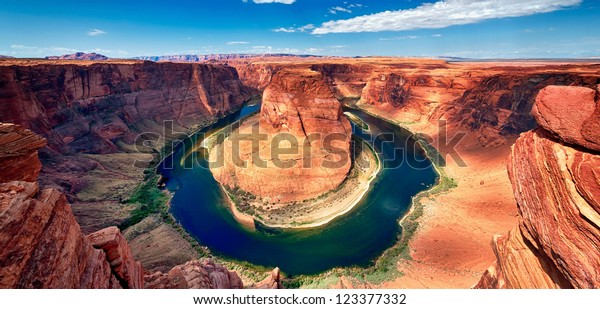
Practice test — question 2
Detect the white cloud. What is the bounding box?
[305,47,323,54]
[273,24,314,33]
[247,45,300,54]
[246,0,295,4]
[380,35,419,41]
[87,29,106,36]
[432,34,443,37]
[312,0,581,34]
[329,6,352,14]
[328,3,364,15]
[273,27,295,33]
[226,41,250,45]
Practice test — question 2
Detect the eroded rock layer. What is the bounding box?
[0,124,247,289]
[211,68,351,203]
[0,61,253,154]
[0,123,47,183]
[230,59,600,147]
[144,259,243,289]
[476,85,600,289]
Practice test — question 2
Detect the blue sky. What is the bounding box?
[1,0,599,58]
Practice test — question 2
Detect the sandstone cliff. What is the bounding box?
[0,61,253,154]
[0,124,126,288]
[211,68,351,203]
[0,60,256,267]
[231,59,600,147]
[476,85,600,288]
[0,123,47,183]
[0,123,248,289]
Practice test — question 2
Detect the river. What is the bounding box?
[158,104,438,276]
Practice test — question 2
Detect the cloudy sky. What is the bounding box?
[1,0,599,58]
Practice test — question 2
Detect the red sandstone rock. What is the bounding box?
[211,68,351,203]
[0,123,244,289]
[144,259,243,289]
[532,85,600,152]
[0,125,120,288]
[0,181,121,288]
[477,85,600,289]
[359,73,411,108]
[0,61,253,154]
[232,59,600,148]
[0,123,47,183]
[87,226,145,289]
[253,267,282,289]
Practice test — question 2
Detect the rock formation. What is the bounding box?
[0,59,255,246]
[144,259,243,289]
[0,60,253,154]
[88,226,145,289]
[0,180,122,288]
[210,68,351,203]
[0,124,123,288]
[45,52,109,61]
[253,267,283,289]
[0,123,247,289]
[476,85,600,288]
[0,123,47,183]
[231,58,600,147]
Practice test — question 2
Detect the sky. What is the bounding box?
[1,0,599,59]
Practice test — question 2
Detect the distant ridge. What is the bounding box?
[45,52,108,60]
[0,55,15,59]
[134,53,323,62]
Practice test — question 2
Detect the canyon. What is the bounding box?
[0,59,258,274]
[228,58,600,287]
[1,56,599,288]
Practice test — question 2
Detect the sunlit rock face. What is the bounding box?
[476,85,600,289]
[0,61,253,154]
[210,68,351,203]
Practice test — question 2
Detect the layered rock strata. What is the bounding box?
[144,259,243,289]
[231,59,600,147]
[0,61,253,154]
[210,68,351,203]
[476,85,600,288]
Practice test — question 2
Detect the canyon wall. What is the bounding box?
[0,123,134,288]
[0,60,256,262]
[476,85,600,288]
[231,59,600,147]
[0,60,253,154]
[0,123,248,288]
